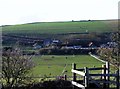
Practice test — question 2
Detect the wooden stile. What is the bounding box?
[71,62,119,89]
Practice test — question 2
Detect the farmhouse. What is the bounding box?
[100,42,118,48]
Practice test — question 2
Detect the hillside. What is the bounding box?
[2,20,118,35]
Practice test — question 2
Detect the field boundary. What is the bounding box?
[89,53,106,63]
[89,53,116,67]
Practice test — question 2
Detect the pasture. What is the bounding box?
[2,20,117,34]
[31,55,103,78]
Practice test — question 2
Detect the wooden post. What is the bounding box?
[72,63,76,82]
[84,67,89,88]
[64,74,67,80]
[102,64,107,88]
[106,62,110,88]
[72,63,76,89]
[116,69,119,89]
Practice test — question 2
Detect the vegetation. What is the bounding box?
[97,31,120,68]
[2,21,117,35]
[2,47,35,88]
[2,80,73,89]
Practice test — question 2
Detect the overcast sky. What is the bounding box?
[0,0,119,25]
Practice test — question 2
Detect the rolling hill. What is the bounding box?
[2,20,118,35]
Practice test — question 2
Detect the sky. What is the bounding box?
[0,0,120,25]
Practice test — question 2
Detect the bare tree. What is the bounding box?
[2,47,35,87]
[97,31,120,68]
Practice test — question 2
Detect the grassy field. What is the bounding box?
[2,20,117,79]
[31,55,104,78]
[2,21,117,34]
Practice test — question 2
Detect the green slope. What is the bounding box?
[2,21,117,34]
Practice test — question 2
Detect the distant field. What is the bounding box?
[2,21,117,34]
[31,55,103,78]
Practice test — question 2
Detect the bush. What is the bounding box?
[2,80,73,89]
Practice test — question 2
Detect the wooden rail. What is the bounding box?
[71,62,120,89]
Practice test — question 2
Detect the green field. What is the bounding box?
[2,21,117,34]
[31,55,103,78]
[2,20,117,79]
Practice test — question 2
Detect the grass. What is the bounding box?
[31,55,104,77]
[2,21,116,34]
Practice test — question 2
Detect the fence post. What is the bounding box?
[84,67,89,88]
[72,63,76,82]
[116,69,119,89]
[64,74,67,81]
[102,64,107,88]
[72,63,76,89]
[106,62,110,88]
